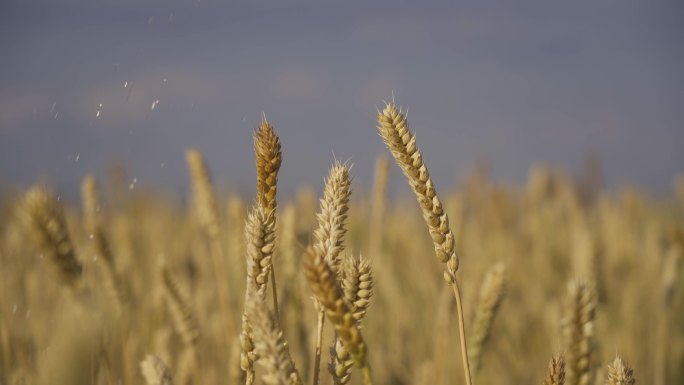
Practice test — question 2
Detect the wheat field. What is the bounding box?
[0,103,682,385]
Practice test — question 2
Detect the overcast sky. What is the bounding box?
[1,0,682,199]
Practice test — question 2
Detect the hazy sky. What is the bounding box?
[1,0,682,198]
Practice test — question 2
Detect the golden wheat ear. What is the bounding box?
[606,357,636,385]
[141,355,175,385]
[254,117,282,213]
[20,187,82,288]
[544,355,566,385]
[303,247,368,371]
[469,262,506,373]
[245,291,303,385]
[562,279,596,385]
[376,101,471,385]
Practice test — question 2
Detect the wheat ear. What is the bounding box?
[329,255,374,385]
[544,355,566,385]
[141,355,174,385]
[241,206,277,385]
[254,117,283,318]
[562,279,597,385]
[469,262,506,373]
[309,162,352,385]
[161,266,199,347]
[246,291,302,385]
[606,357,635,385]
[376,102,471,385]
[304,247,373,385]
[20,187,82,288]
[313,162,352,270]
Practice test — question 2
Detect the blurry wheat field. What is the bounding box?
[0,104,682,385]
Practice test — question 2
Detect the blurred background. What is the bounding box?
[1,0,683,197]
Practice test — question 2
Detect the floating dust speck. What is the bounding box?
[50,102,57,113]
[150,99,160,111]
[75,153,80,162]
[96,103,103,118]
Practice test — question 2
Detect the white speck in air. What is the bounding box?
[151,99,160,111]
[54,111,59,119]
[50,102,57,113]
[93,255,98,261]
[124,81,128,88]
[56,195,61,201]
[96,103,103,118]
[89,233,94,240]
[75,153,80,162]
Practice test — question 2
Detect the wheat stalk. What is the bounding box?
[606,357,635,385]
[309,162,352,385]
[544,355,566,385]
[254,117,283,319]
[469,262,506,373]
[81,175,122,313]
[562,279,596,385]
[376,102,471,385]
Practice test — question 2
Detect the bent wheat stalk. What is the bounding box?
[376,102,472,385]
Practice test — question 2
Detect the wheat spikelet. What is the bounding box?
[20,187,82,288]
[376,102,458,281]
[241,205,277,384]
[606,357,635,385]
[161,267,199,347]
[304,247,367,368]
[246,291,302,385]
[469,262,506,373]
[141,355,174,385]
[254,117,282,213]
[562,279,596,385]
[544,355,566,385]
[313,162,352,271]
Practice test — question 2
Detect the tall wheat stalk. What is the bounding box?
[254,117,283,317]
[376,102,472,385]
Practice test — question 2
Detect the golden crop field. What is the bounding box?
[0,103,682,385]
